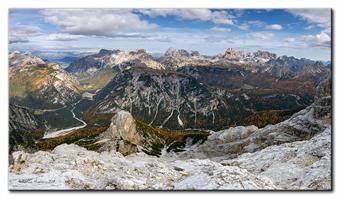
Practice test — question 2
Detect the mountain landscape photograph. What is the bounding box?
[8,8,332,190]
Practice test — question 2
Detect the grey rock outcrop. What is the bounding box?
[96,111,143,155]
[222,48,240,60]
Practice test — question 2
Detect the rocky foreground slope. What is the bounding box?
[8,125,331,190]
[8,77,331,190]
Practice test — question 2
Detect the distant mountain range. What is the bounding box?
[65,48,329,77]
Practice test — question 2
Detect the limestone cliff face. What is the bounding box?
[222,48,240,60]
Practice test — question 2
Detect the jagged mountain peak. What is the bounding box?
[252,50,277,60]
[97,49,115,56]
[164,47,190,57]
[222,48,240,60]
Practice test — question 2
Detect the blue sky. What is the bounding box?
[9,9,331,61]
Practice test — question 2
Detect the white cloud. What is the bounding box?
[237,23,249,31]
[286,9,331,49]
[237,20,268,31]
[47,33,83,41]
[284,37,296,42]
[9,37,29,44]
[305,25,315,30]
[9,25,42,44]
[138,9,234,25]
[105,32,171,42]
[287,9,331,28]
[40,9,157,37]
[282,30,330,49]
[265,24,283,30]
[204,36,235,43]
[210,27,231,32]
[301,31,331,48]
[249,32,275,40]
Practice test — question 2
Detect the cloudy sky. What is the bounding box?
[9,9,331,61]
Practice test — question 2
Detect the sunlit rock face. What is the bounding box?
[96,110,142,155]
[222,48,240,60]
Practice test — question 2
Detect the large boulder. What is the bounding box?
[97,110,143,155]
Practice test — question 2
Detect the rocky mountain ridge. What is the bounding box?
[66,49,164,73]
[90,67,231,130]
[9,51,47,68]
[65,47,329,78]
[9,52,81,109]
[179,76,331,158]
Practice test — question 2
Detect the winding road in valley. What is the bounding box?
[43,100,87,139]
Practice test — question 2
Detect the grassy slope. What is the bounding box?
[77,68,117,91]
